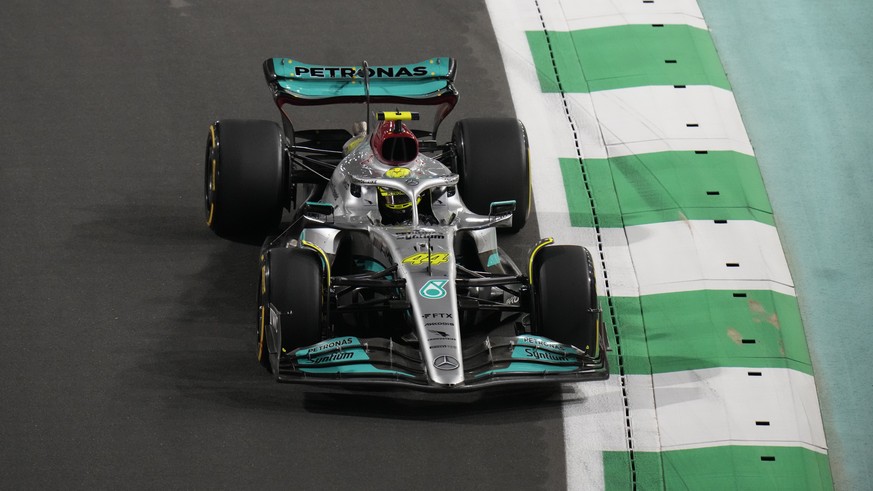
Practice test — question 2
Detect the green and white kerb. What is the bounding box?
[485,0,831,489]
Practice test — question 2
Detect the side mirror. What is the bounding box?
[489,200,516,217]
[303,201,334,218]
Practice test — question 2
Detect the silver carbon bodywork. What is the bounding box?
[255,127,608,390]
[287,142,510,387]
[206,56,609,391]
[261,131,608,390]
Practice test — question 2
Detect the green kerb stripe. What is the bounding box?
[560,151,774,228]
[605,446,833,490]
[602,296,654,376]
[602,290,812,375]
[527,24,730,93]
[603,449,664,491]
[559,157,623,228]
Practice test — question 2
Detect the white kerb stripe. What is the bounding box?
[625,220,795,296]
[652,367,827,452]
[559,0,707,31]
[567,86,755,159]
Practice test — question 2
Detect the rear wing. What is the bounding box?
[263,57,459,136]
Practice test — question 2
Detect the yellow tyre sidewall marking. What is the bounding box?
[207,125,218,226]
[301,240,331,288]
[527,237,554,284]
[258,305,266,361]
[258,262,267,361]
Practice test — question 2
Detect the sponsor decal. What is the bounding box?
[518,336,564,350]
[422,312,452,319]
[395,231,446,240]
[433,355,459,370]
[425,322,454,327]
[522,348,571,362]
[309,337,355,354]
[428,329,451,338]
[312,351,355,364]
[429,344,457,350]
[293,66,429,78]
[403,252,450,266]
[384,167,411,179]
[419,279,448,299]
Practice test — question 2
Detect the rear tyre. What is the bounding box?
[452,118,530,233]
[264,248,325,359]
[205,119,285,241]
[530,245,600,356]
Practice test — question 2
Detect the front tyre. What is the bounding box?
[205,119,285,242]
[530,245,601,357]
[259,248,325,371]
[452,118,531,233]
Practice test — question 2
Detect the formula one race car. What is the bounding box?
[203,57,608,390]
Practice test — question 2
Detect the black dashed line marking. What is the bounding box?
[534,1,636,487]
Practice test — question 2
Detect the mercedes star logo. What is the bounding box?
[433,355,459,371]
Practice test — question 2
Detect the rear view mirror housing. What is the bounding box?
[489,200,516,217]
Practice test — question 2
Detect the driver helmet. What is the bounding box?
[377,185,422,224]
[371,120,418,165]
[378,186,418,211]
[376,166,422,224]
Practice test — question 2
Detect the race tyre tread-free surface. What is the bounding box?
[267,247,325,354]
[205,119,285,241]
[530,245,599,355]
[452,118,530,233]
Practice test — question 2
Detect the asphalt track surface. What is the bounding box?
[0,2,566,489]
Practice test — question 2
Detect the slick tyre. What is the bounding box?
[530,245,600,356]
[264,248,325,361]
[452,118,530,233]
[205,119,285,242]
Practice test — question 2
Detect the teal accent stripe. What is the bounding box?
[560,151,774,228]
[527,25,731,93]
[475,362,578,378]
[299,364,415,377]
[605,446,833,490]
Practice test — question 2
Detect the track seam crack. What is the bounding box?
[532,1,638,489]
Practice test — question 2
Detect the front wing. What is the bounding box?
[275,334,608,391]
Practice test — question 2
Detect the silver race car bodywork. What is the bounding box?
[205,57,609,391]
